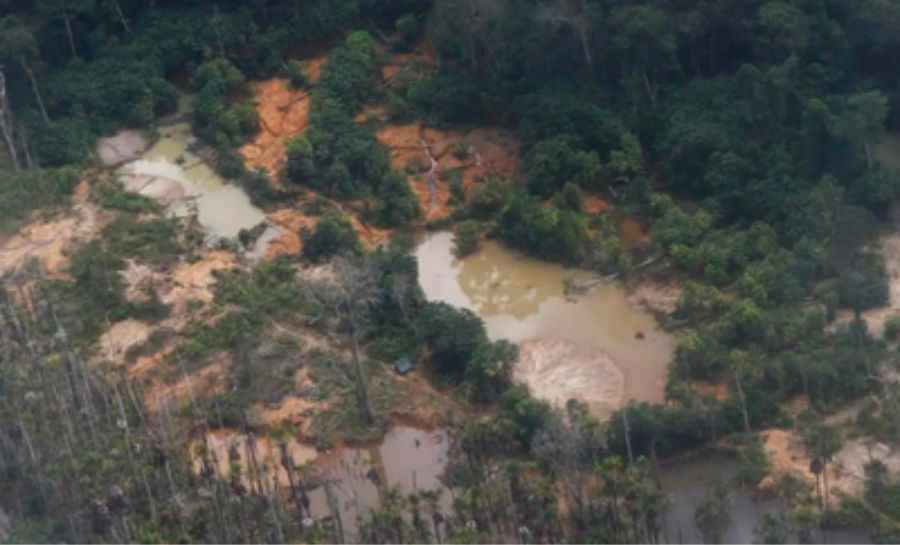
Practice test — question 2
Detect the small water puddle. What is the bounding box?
[415,232,673,417]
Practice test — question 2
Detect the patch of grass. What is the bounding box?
[96,182,162,214]
[0,168,80,233]
[175,258,308,368]
[47,238,172,346]
[104,215,183,265]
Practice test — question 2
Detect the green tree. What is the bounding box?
[801,419,843,511]
[737,436,771,486]
[694,480,732,544]
[301,211,362,262]
[753,512,792,544]
[420,301,487,380]
[754,1,809,62]
[834,91,888,170]
[526,137,602,197]
[609,5,677,109]
[453,220,483,258]
[37,0,95,60]
[0,16,49,124]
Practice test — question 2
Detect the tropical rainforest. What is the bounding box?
[2,0,900,543]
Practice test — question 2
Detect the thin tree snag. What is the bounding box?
[112,0,131,33]
[63,10,78,59]
[420,137,440,211]
[21,59,49,124]
[0,69,21,171]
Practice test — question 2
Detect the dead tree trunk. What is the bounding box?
[21,60,49,124]
[17,122,34,168]
[0,70,21,171]
[111,0,131,33]
[348,302,375,425]
[63,10,78,59]
[734,369,751,435]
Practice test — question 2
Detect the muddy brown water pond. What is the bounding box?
[104,100,284,253]
[415,231,673,417]
[118,123,270,241]
[195,426,450,540]
[660,453,870,544]
[306,427,451,539]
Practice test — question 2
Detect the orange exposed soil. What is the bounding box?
[388,370,467,430]
[106,251,241,409]
[619,216,651,249]
[376,122,520,222]
[691,381,729,401]
[240,58,325,179]
[239,80,311,180]
[264,201,391,259]
[145,355,232,412]
[583,196,610,214]
[0,200,105,279]
[166,251,237,305]
[265,208,316,258]
[762,426,900,501]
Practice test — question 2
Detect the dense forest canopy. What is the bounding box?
[3,0,900,543]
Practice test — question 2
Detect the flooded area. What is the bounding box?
[876,133,900,174]
[415,232,673,416]
[307,427,450,539]
[660,454,777,544]
[195,426,450,540]
[659,453,870,544]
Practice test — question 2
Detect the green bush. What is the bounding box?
[394,14,419,51]
[286,60,310,89]
[838,252,889,311]
[498,192,590,264]
[453,220,482,258]
[301,211,362,262]
[96,183,161,214]
[885,315,900,340]
[420,302,487,381]
[556,182,585,212]
[736,437,771,486]
[0,168,79,232]
[467,177,510,219]
[374,172,421,227]
[193,58,259,148]
[284,135,315,184]
[526,137,603,197]
[316,31,377,112]
[239,169,279,205]
[31,119,94,167]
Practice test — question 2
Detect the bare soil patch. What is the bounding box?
[0,200,105,279]
[97,130,149,167]
[514,339,625,417]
